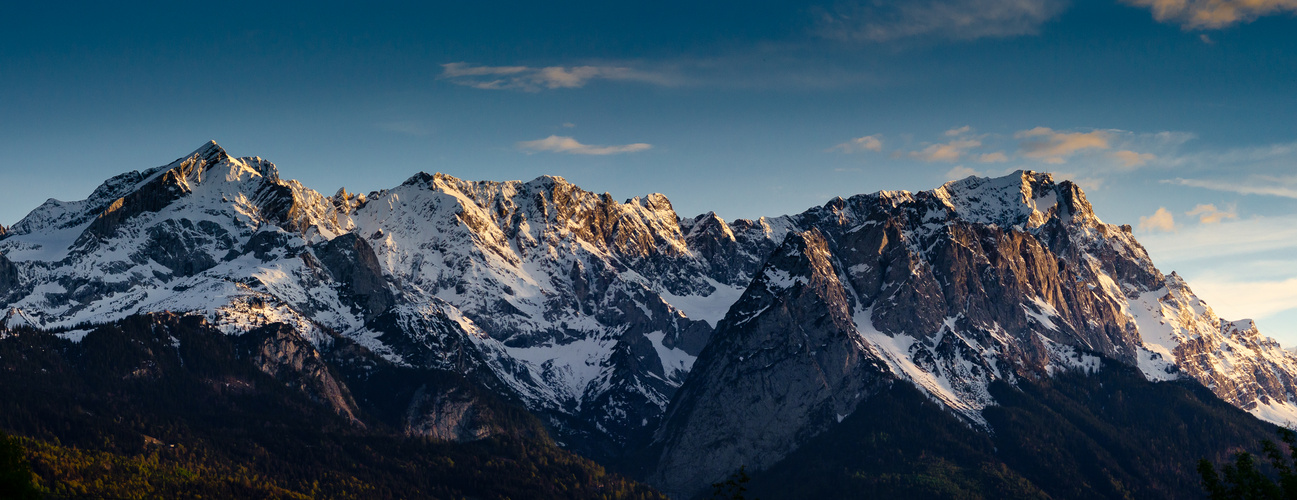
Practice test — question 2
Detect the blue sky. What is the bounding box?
[3,0,1297,341]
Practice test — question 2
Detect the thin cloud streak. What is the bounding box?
[977,152,1009,163]
[830,135,883,153]
[441,62,678,92]
[1188,276,1297,321]
[1138,214,1297,262]
[909,139,982,162]
[815,0,1070,42]
[1167,177,1297,199]
[517,136,652,155]
[1109,150,1157,168]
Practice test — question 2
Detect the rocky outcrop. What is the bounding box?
[0,253,18,297]
[238,323,362,425]
[317,233,395,320]
[404,384,503,441]
[135,219,235,277]
[649,230,892,497]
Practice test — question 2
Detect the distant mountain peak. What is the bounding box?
[931,169,1096,229]
[190,139,228,164]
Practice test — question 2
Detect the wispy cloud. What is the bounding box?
[1155,142,1297,198]
[1166,176,1297,198]
[1016,127,1111,164]
[1140,214,1297,324]
[976,152,1009,163]
[830,134,884,153]
[945,125,973,136]
[815,0,1070,42]
[1186,203,1238,224]
[441,62,676,91]
[1189,276,1297,321]
[1138,214,1297,262]
[517,135,651,155]
[1109,150,1157,168]
[1138,207,1177,232]
[889,126,1179,177]
[944,165,984,180]
[909,139,983,162]
[1123,0,1297,29]
[1160,141,1297,168]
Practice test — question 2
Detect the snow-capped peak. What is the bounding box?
[931,170,1096,229]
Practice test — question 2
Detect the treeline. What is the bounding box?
[2,429,662,499]
[0,314,664,499]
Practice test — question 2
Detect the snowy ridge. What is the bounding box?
[0,143,790,448]
[707,169,1297,429]
[4,144,1297,452]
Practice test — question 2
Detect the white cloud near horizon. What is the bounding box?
[517,136,652,155]
[441,63,677,91]
[1138,214,1297,262]
[1189,276,1297,322]
[830,135,884,153]
[1123,0,1297,29]
[815,0,1070,42]
[1137,214,1297,325]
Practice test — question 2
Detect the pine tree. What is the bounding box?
[0,431,42,500]
[1199,428,1297,500]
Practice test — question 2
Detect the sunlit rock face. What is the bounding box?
[644,170,1297,497]
[3,142,1297,475]
[0,142,788,455]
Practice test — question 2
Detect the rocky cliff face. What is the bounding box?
[336,171,791,452]
[649,229,892,496]
[315,233,395,320]
[0,253,18,302]
[645,171,1297,496]
[3,142,1296,485]
[236,322,363,425]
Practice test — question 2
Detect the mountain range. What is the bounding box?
[2,141,1294,498]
